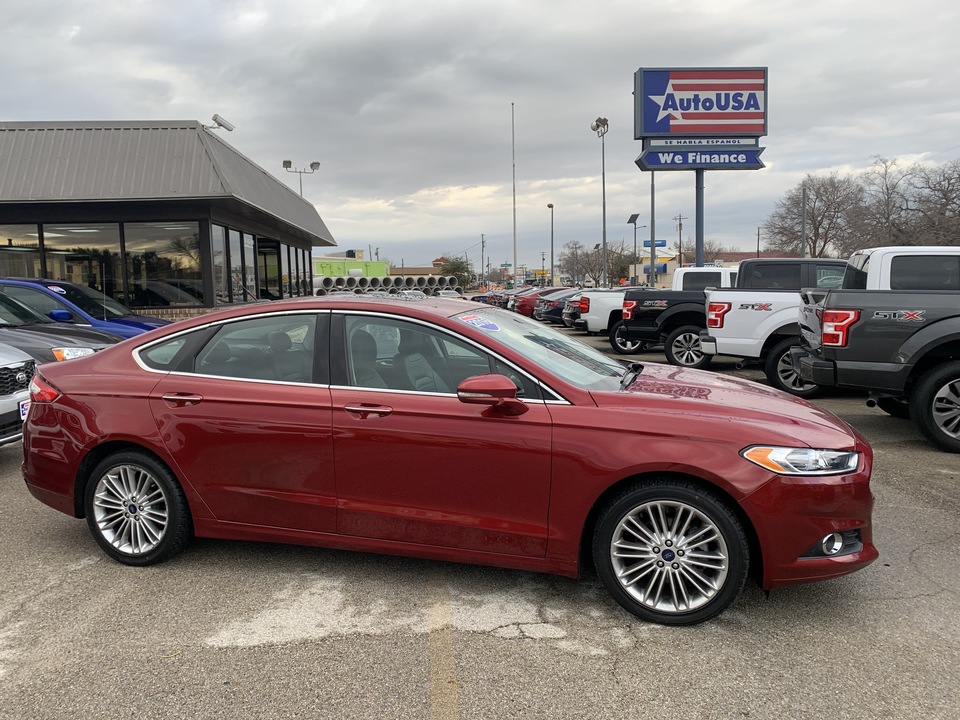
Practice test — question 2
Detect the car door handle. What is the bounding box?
[161,393,204,407]
[343,403,393,419]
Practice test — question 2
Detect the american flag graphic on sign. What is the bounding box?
[637,68,767,137]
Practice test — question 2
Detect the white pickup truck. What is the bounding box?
[699,258,848,395]
[575,267,738,354]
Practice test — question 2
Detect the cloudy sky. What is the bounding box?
[4,0,959,272]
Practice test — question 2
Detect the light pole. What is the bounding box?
[627,214,647,285]
[546,203,555,286]
[282,160,321,197]
[590,117,609,287]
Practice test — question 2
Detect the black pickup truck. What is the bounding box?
[794,289,960,452]
[620,257,844,369]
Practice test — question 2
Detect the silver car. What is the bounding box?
[0,342,35,447]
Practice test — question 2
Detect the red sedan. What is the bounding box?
[22,295,877,625]
[513,287,569,317]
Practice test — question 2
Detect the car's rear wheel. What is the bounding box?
[593,480,748,625]
[910,361,960,453]
[764,338,820,398]
[84,450,192,565]
[664,325,712,369]
[609,320,642,355]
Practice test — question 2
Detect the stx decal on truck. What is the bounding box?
[872,310,926,322]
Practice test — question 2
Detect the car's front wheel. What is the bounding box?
[84,450,192,565]
[910,361,960,453]
[664,325,712,369]
[593,479,749,625]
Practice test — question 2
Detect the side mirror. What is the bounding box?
[49,309,74,322]
[456,374,529,416]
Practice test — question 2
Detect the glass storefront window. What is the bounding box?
[228,229,244,302]
[0,224,42,278]
[279,244,291,298]
[42,224,124,302]
[243,232,257,301]
[212,224,227,305]
[124,222,203,307]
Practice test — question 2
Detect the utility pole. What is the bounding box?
[480,234,485,288]
[674,213,688,266]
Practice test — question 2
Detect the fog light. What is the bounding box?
[821,533,844,556]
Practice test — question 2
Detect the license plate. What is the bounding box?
[19,400,30,421]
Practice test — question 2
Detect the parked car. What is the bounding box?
[23,295,876,626]
[0,293,122,364]
[561,292,582,327]
[0,278,171,339]
[514,287,569,317]
[434,290,463,298]
[0,342,35,447]
[533,288,581,323]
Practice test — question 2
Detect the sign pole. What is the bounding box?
[650,171,656,286]
[695,169,705,266]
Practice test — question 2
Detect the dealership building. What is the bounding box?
[0,121,336,319]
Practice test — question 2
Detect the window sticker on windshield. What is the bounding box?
[460,314,500,331]
[48,286,67,294]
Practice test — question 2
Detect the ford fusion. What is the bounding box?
[22,296,877,625]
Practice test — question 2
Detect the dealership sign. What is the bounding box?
[634,68,767,138]
[636,146,765,171]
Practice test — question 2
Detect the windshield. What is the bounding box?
[43,282,133,319]
[454,307,625,390]
[0,293,51,326]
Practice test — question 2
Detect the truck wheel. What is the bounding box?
[909,361,960,453]
[609,320,642,355]
[764,338,820,398]
[665,325,712,369]
[875,397,910,419]
[592,479,749,625]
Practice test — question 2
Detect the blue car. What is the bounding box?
[0,278,171,339]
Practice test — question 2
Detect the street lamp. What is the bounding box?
[627,214,646,285]
[546,203,555,286]
[282,160,321,197]
[590,117,609,287]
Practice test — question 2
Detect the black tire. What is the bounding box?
[875,396,911,419]
[84,450,192,566]
[593,479,749,625]
[664,325,712,369]
[763,337,820,398]
[909,361,960,453]
[609,320,643,355]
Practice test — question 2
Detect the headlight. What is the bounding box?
[51,347,96,362]
[740,446,860,475]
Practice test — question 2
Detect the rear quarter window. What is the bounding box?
[889,256,960,290]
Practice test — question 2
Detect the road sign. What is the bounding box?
[643,240,667,247]
[500,263,512,267]
[636,146,765,171]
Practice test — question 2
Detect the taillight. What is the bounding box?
[821,310,859,347]
[622,300,638,321]
[579,297,590,313]
[29,374,61,403]
[707,302,732,328]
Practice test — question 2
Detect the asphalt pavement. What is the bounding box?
[0,331,957,720]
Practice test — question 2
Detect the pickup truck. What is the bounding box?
[580,267,737,356]
[618,266,744,366]
[698,258,847,395]
[792,246,960,452]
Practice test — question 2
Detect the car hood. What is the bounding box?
[110,315,172,330]
[0,325,120,363]
[591,362,862,449]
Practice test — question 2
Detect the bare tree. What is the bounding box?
[763,172,865,257]
[858,156,914,247]
[671,238,733,265]
[906,159,960,245]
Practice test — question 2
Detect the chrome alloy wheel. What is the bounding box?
[670,332,703,366]
[775,351,817,393]
[92,464,170,556]
[609,500,729,614]
[932,377,960,439]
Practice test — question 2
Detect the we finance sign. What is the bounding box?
[634,68,767,138]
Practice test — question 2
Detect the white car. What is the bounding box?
[0,342,35,447]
